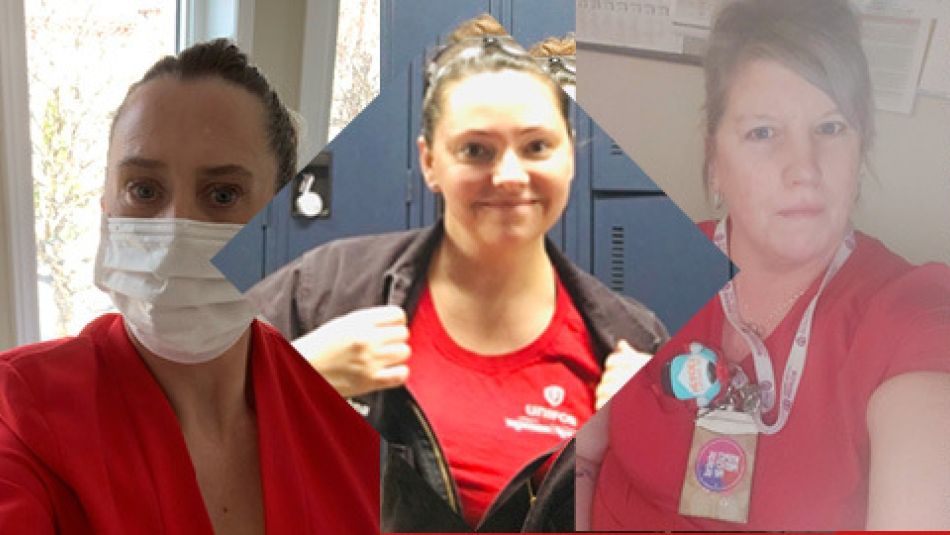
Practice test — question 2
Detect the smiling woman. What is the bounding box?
[418,68,574,259]
[245,14,667,533]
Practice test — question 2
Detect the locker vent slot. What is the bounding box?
[610,142,623,156]
[610,226,625,292]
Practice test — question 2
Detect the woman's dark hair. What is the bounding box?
[111,38,297,191]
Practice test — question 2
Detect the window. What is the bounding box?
[25,0,177,339]
[328,0,380,141]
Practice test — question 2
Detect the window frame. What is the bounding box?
[298,0,340,161]
[1,0,331,347]
[1,0,224,347]
[0,0,40,346]
[179,0,255,52]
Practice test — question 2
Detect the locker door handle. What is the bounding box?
[295,174,324,217]
[292,150,332,219]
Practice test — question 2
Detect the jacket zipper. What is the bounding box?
[387,276,461,514]
[409,401,460,513]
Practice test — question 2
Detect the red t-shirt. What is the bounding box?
[592,226,950,530]
[407,277,599,528]
[0,314,379,535]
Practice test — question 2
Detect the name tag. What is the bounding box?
[679,409,758,523]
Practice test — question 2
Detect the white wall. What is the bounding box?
[0,108,16,350]
[577,48,950,266]
[0,0,34,351]
[252,0,307,111]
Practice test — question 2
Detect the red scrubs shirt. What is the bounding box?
[593,228,950,530]
[408,278,599,527]
[0,314,379,534]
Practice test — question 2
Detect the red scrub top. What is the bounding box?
[408,278,599,527]
[593,228,950,530]
[0,313,379,534]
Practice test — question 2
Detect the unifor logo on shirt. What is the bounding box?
[543,385,565,407]
[504,384,578,439]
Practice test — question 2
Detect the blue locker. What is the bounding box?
[215,68,412,292]
[592,195,728,333]
[504,0,575,48]
[589,123,659,192]
[279,70,412,270]
[214,0,731,331]
[381,0,496,84]
[561,102,592,266]
[214,203,270,293]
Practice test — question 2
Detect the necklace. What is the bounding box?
[737,286,807,338]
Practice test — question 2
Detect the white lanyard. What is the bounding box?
[713,217,855,435]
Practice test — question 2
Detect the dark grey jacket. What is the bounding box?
[246,223,668,532]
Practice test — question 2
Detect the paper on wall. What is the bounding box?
[918,3,950,98]
[577,0,685,54]
[855,0,935,113]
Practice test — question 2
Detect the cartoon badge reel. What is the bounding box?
[661,342,730,407]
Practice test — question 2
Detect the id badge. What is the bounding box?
[678,409,758,523]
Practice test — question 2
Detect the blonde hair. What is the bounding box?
[529,34,576,88]
[446,13,508,42]
[528,35,576,57]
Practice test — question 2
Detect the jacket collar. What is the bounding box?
[382,222,444,310]
[378,220,659,361]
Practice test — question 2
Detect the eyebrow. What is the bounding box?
[734,108,844,123]
[733,113,778,123]
[200,164,253,179]
[818,108,846,120]
[118,158,254,181]
[118,156,165,169]
[454,126,554,137]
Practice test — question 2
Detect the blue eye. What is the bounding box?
[817,121,848,136]
[127,180,161,203]
[208,185,242,207]
[746,126,775,141]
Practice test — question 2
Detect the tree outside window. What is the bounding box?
[25,0,176,338]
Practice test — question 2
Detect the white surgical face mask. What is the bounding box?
[94,217,257,364]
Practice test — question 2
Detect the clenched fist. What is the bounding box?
[594,340,651,409]
[292,305,411,397]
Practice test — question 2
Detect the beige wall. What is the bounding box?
[252,0,307,111]
[578,48,950,266]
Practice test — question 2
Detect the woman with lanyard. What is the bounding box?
[0,40,378,534]
[247,14,666,532]
[576,0,950,530]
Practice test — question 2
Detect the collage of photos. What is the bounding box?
[1,0,948,533]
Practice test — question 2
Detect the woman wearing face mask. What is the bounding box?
[0,40,378,534]
[247,15,666,532]
[576,0,950,530]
